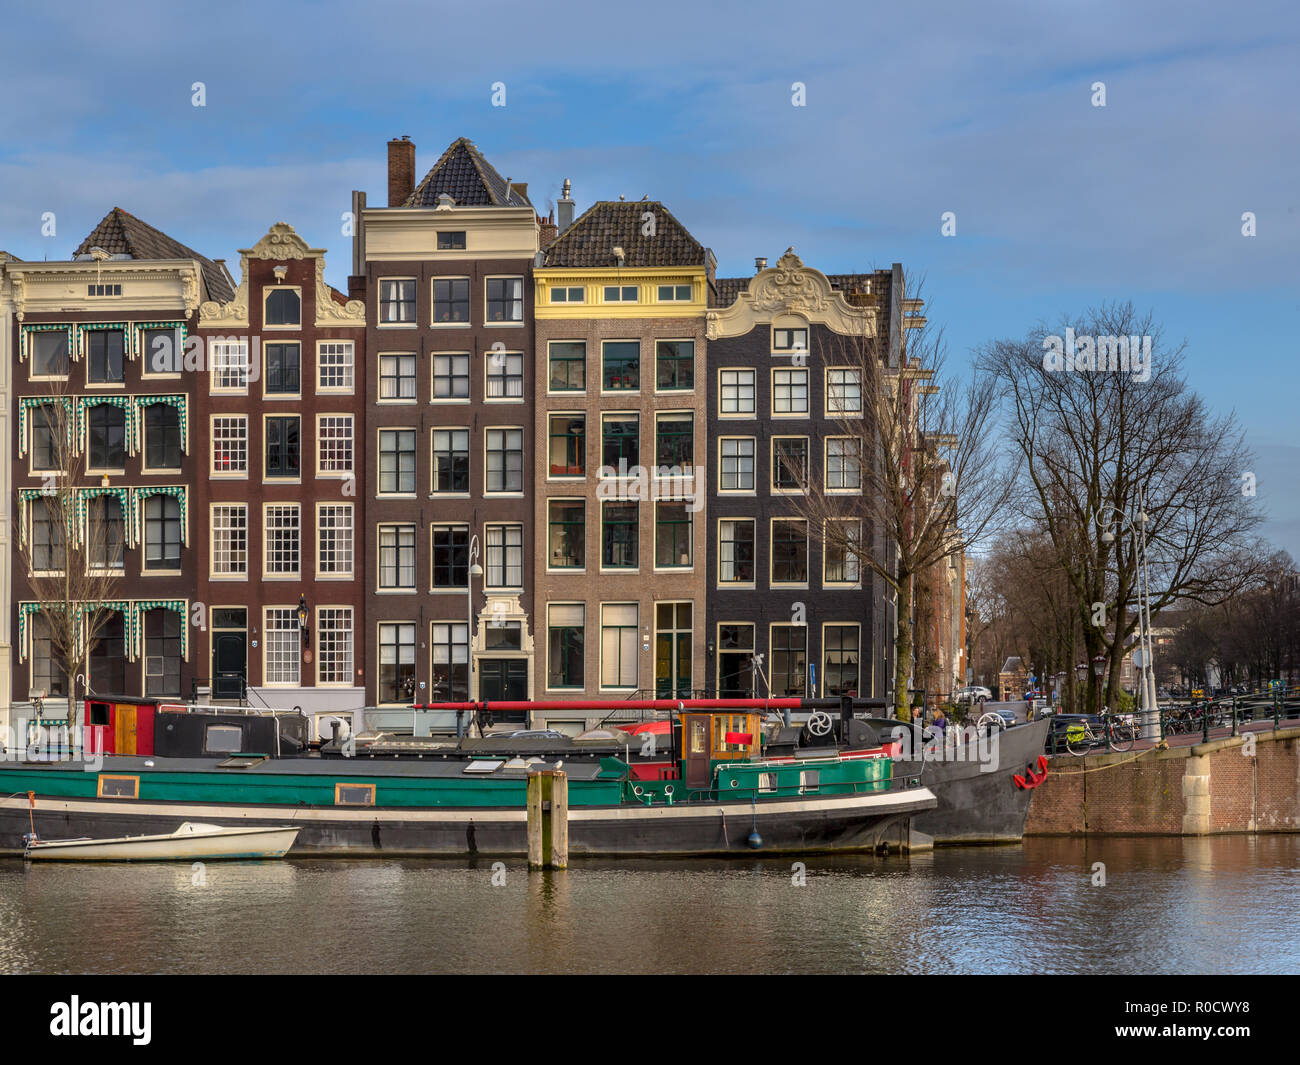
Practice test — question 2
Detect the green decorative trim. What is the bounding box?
[134,394,190,454]
[77,395,136,457]
[130,485,188,548]
[133,321,188,368]
[132,599,189,661]
[17,397,73,457]
[19,324,73,365]
[74,323,131,364]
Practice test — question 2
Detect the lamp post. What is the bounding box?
[1092,498,1160,738]
[466,534,484,711]
[1075,661,1088,714]
[1092,653,1107,718]
[296,595,310,649]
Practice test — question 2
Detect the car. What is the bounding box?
[977,707,1017,731]
[954,686,993,705]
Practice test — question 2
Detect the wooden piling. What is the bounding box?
[527,769,568,870]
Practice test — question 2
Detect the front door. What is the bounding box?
[479,659,528,721]
[212,611,248,700]
[683,715,712,790]
[115,706,137,755]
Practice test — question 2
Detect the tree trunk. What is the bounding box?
[894,575,914,722]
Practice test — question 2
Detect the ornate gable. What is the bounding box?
[706,248,875,339]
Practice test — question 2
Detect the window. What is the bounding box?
[430,622,469,701]
[486,352,524,399]
[719,519,755,584]
[318,608,354,685]
[486,276,523,322]
[719,438,755,491]
[437,231,466,250]
[264,504,301,577]
[433,353,470,399]
[549,286,584,303]
[378,429,416,494]
[432,428,469,493]
[90,613,126,693]
[773,326,808,353]
[335,783,375,806]
[547,604,585,689]
[142,327,182,375]
[433,278,470,323]
[264,608,300,686]
[30,404,60,471]
[264,288,301,327]
[485,428,523,493]
[144,609,182,696]
[655,503,691,568]
[211,504,248,576]
[655,413,693,469]
[86,330,124,384]
[824,624,860,696]
[602,341,639,391]
[600,604,638,689]
[603,285,637,302]
[772,519,809,584]
[31,498,64,572]
[827,368,862,416]
[548,414,584,477]
[32,616,68,697]
[773,368,809,415]
[773,437,809,491]
[548,341,585,391]
[86,405,125,470]
[378,524,416,590]
[824,520,862,585]
[720,369,755,416]
[143,404,181,470]
[799,769,820,794]
[826,437,862,491]
[318,504,353,577]
[717,623,755,698]
[601,503,638,569]
[655,340,693,390]
[212,339,249,392]
[379,279,416,324]
[601,414,638,471]
[318,341,354,392]
[264,342,301,395]
[379,353,416,401]
[144,496,182,571]
[31,330,70,377]
[88,496,125,571]
[654,602,692,698]
[317,415,354,475]
[657,284,692,302]
[212,416,247,474]
[771,624,808,697]
[265,416,301,478]
[548,501,585,569]
[378,623,416,702]
[432,525,469,588]
[87,282,121,297]
[485,524,523,588]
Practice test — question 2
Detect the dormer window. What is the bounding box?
[550,286,584,303]
[773,327,808,353]
[603,285,637,302]
[657,284,691,302]
[437,231,466,250]
[264,287,301,327]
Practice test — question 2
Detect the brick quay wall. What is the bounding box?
[1024,728,1300,836]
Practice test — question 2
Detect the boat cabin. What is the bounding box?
[82,697,309,759]
[678,711,761,790]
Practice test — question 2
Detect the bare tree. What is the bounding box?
[982,302,1265,712]
[14,380,124,734]
[783,274,1015,720]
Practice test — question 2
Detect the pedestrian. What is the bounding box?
[932,707,946,738]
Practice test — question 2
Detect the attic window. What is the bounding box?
[437,231,466,250]
[264,287,301,327]
[603,285,637,302]
[87,283,121,297]
[550,286,584,303]
[773,327,808,353]
[657,284,691,302]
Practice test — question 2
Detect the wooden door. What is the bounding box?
[115,706,137,755]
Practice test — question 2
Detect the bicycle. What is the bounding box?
[1065,713,1135,755]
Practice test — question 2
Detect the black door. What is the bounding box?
[479,659,528,721]
[213,632,247,699]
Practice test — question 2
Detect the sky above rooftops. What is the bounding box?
[1,0,1296,553]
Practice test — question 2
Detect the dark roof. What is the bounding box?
[74,207,235,303]
[405,138,531,208]
[710,277,749,307]
[543,200,706,268]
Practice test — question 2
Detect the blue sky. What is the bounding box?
[2,0,1297,552]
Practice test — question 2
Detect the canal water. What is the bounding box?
[2,836,1297,974]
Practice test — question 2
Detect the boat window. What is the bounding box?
[799,769,820,794]
[334,783,376,806]
[688,719,707,755]
[463,760,505,774]
[217,755,267,769]
[204,725,243,754]
[97,774,139,799]
[87,702,110,727]
[758,772,777,793]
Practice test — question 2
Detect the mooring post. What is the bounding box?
[527,770,544,868]
[528,769,568,870]
[550,771,568,869]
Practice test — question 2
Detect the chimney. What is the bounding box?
[557,178,575,232]
[387,136,415,207]
[513,182,528,202]
[754,256,767,273]
[538,209,559,251]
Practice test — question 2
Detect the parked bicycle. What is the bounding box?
[1064,712,1136,755]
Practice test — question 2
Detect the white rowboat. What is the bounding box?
[23,822,299,862]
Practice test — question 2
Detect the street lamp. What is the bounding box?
[296,595,310,649]
[1075,661,1088,714]
[1092,653,1106,717]
[467,534,483,703]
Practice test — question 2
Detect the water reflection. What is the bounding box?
[1,837,1296,974]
